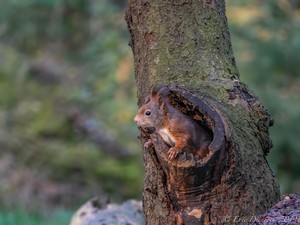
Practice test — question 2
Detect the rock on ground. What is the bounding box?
[70,197,144,225]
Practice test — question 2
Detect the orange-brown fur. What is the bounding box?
[134,86,212,160]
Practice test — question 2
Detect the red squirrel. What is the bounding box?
[134,86,212,160]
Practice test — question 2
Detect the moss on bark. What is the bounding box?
[126,0,280,224]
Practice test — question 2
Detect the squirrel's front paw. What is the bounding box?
[144,139,153,148]
[168,147,182,159]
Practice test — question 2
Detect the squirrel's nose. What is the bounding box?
[133,115,138,123]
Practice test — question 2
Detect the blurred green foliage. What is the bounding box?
[0,209,72,225]
[228,0,300,193]
[0,0,141,214]
[0,0,299,223]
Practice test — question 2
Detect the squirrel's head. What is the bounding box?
[134,87,166,128]
[134,98,159,127]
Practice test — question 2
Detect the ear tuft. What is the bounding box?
[151,85,163,100]
[144,96,150,104]
[157,95,164,109]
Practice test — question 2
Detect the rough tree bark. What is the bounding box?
[126,0,280,224]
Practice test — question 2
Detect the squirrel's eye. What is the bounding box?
[145,110,151,116]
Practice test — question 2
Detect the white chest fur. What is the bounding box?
[158,128,175,146]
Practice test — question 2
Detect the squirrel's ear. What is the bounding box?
[157,95,164,109]
[151,84,164,97]
[144,96,150,104]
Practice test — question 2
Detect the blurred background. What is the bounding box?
[0,0,299,224]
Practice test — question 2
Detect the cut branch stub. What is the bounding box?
[143,85,229,224]
[227,81,273,155]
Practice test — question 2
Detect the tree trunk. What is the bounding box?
[126,0,280,224]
